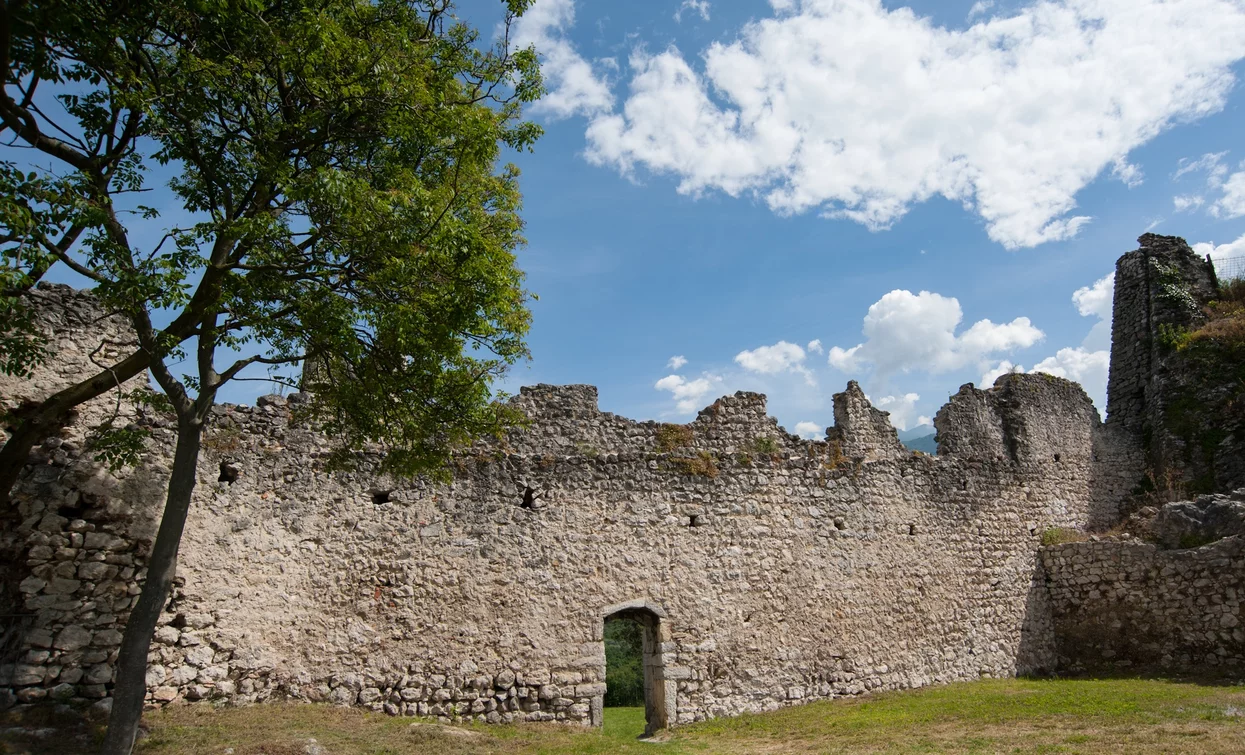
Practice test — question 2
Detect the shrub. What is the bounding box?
[656,423,694,452]
[1040,527,1088,546]
[752,436,780,454]
[671,451,718,478]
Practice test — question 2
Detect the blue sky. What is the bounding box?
[33,0,1245,439]
[477,0,1245,437]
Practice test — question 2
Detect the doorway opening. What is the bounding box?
[601,601,670,737]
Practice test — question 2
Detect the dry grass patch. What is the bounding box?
[7,678,1241,755]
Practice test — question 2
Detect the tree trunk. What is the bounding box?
[100,415,203,755]
[0,348,152,507]
[0,411,58,506]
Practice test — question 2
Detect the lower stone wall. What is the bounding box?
[1,377,1102,724]
[1040,536,1245,676]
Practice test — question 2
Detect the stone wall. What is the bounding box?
[0,284,1129,723]
[1104,233,1219,497]
[1041,534,1245,676]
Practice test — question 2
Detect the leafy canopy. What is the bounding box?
[1,0,544,475]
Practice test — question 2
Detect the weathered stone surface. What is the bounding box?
[1,240,1241,729]
[1042,534,1245,675]
[51,626,92,652]
[1153,491,1245,549]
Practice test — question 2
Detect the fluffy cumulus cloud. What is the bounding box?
[1008,272,1115,411]
[981,359,1020,386]
[512,0,613,119]
[566,0,1245,248]
[827,290,1043,377]
[655,373,720,413]
[1212,170,1245,218]
[667,354,688,370]
[806,339,823,354]
[873,393,922,431]
[1193,232,1245,261]
[1031,348,1110,392]
[794,420,824,439]
[735,340,814,385]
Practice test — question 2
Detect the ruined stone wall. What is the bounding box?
[1041,536,1245,676]
[1104,234,1219,497]
[0,285,1127,723]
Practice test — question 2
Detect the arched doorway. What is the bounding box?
[600,600,672,737]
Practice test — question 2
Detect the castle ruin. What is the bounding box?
[0,234,1241,730]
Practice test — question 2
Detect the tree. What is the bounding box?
[0,1,543,752]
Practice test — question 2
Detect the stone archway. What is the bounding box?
[599,599,674,736]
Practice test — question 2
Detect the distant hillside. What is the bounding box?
[896,424,933,441]
[903,433,937,455]
[897,424,936,454]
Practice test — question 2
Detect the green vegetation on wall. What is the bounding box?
[1154,278,1245,494]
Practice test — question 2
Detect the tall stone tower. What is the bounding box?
[1104,233,1217,488]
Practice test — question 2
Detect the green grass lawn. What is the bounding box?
[5,677,1245,754]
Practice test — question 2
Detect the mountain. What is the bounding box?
[896,424,933,442]
[903,433,937,455]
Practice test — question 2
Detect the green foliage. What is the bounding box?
[90,425,152,472]
[0,296,44,377]
[603,618,645,708]
[1,0,545,475]
[1039,527,1087,546]
[656,423,694,452]
[752,436,780,454]
[1156,323,1192,353]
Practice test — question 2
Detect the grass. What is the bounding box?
[5,678,1245,754]
[1040,527,1089,546]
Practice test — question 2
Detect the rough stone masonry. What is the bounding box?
[0,234,1240,728]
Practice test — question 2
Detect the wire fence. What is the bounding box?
[1214,254,1245,281]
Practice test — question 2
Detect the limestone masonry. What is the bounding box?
[1,234,1242,728]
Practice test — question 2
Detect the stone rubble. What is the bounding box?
[0,234,1242,729]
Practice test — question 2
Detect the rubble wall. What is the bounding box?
[0,285,1121,725]
[1041,536,1245,676]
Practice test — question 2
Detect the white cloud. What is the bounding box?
[1072,271,1114,351]
[1031,347,1110,411]
[806,338,823,354]
[1174,151,1228,182]
[916,415,931,427]
[577,0,1245,248]
[1173,194,1205,212]
[874,393,922,431]
[827,289,1044,377]
[675,0,711,23]
[667,355,688,370]
[1211,170,1245,218]
[512,0,613,119]
[735,340,815,385]
[1111,159,1144,188]
[1022,271,1114,410]
[981,360,1021,386]
[1172,151,1245,217]
[1072,272,1114,320]
[1193,231,1245,260]
[794,420,824,439]
[655,373,720,413]
[968,0,995,19]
